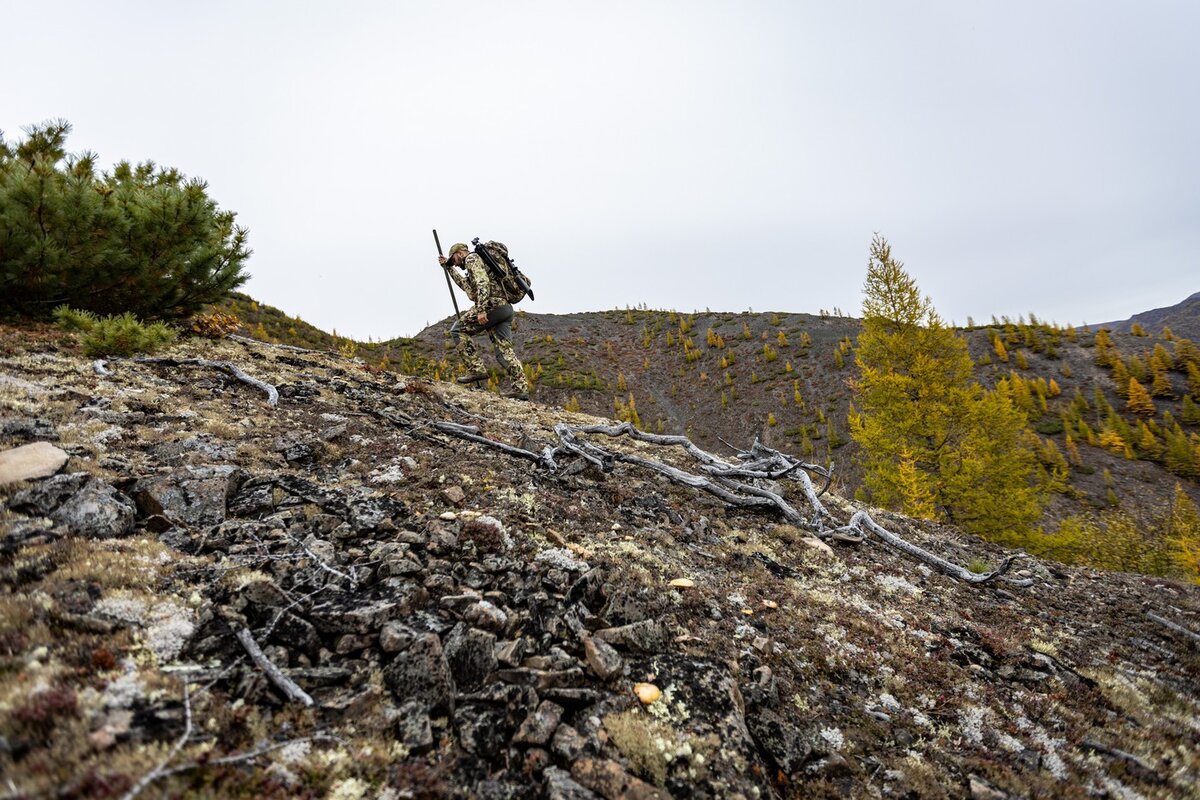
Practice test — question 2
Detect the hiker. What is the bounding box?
[438,242,530,400]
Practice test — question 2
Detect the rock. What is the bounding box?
[269,613,320,652]
[583,637,624,682]
[228,479,277,517]
[747,707,812,774]
[394,698,434,754]
[442,486,466,506]
[455,702,513,760]
[545,766,601,800]
[380,621,417,653]
[969,775,1009,800]
[593,619,670,652]
[0,416,57,442]
[132,466,246,528]
[551,724,588,761]
[0,442,69,485]
[513,700,564,745]
[382,629,456,714]
[312,599,397,634]
[10,473,136,538]
[464,600,508,632]
[495,639,527,667]
[443,624,498,691]
[570,758,669,800]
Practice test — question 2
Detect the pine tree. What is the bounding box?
[849,235,1046,539]
[0,120,249,319]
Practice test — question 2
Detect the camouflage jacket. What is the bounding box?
[449,253,507,313]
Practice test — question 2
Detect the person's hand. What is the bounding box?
[476,312,487,325]
[438,256,448,267]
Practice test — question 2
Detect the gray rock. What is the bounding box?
[443,623,498,691]
[514,700,564,745]
[382,629,455,714]
[132,465,246,528]
[747,707,812,774]
[464,600,508,632]
[10,474,137,538]
[0,442,68,485]
[0,416,57,441]
[582,637,623,682]
[550,724,588,761]
[395,698,434,753]
[545,766,601,800]
[593,619,670,652]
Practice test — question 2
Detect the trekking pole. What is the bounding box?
[432,229,461,318]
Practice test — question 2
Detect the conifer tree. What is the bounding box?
[0,120,249,319]
[1127,378,1155,417]
[849,235,1045,538]
[1166,484,1200,582]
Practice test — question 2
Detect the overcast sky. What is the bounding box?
[5,1,1197,339]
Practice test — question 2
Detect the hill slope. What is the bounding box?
[1092,291,1200,340]
[1,324,1198,798]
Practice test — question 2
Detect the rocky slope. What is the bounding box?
[1,324,1198,799]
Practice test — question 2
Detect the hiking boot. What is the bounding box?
[456,371,488,384]
[503,390,530,401]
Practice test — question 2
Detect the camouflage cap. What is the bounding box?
[448,243,469,257]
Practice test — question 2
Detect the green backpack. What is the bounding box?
[472,239,534,304]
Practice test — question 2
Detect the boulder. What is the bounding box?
[132,465,246,528]
[0,442,68,485]
[10,473,136,538]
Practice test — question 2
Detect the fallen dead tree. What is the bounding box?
[422,415,1032,587]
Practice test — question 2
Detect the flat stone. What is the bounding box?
[582,637,624,682]
[9,474,137,538]
[545,766,601,800]
[395,698,434,753]
[593,619,670,652]
[514,700,565,746]
[0,442,68,485]
[570,758,669,800]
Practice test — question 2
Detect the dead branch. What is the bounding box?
[432,420,556,469]
[837,511,1030,585]
[554,422,1028,587]
[235,627,314,706]
[133,357,279,406]
[228,333,317,353]
[154,735,341,780]
[1147,612,1200,646]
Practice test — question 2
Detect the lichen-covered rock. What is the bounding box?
[443,623,497,691]
[132,465,246,528]
[382,627,455,714]
[10,473,137,538]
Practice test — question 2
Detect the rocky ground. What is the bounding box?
[1,325,1198,799]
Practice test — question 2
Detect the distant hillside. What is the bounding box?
[1092,291,1200,340]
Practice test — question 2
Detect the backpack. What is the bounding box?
[472,239,534,304]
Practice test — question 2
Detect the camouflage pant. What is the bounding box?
[450,304,528,393]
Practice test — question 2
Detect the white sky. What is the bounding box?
[5,1,1197,338]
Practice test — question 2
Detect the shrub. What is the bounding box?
[54,305,177,357]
